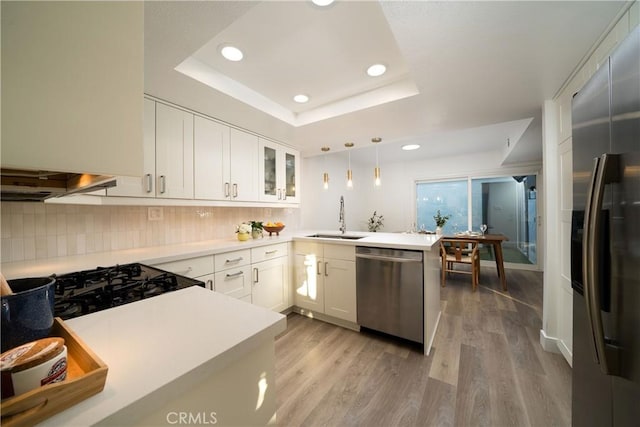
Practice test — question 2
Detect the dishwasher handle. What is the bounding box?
[355,253,423,263]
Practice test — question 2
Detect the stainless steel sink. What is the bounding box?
[306,234,365,240]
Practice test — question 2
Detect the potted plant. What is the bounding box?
[433,210,450,235]
[249,221,263,239]
[367,211,384,232]
[236,223,252,241]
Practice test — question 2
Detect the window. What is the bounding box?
[417,174,538,266]
[416,180,468,234]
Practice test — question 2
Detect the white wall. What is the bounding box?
[301,148,541,234]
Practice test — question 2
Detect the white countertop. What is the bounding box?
[292,230,441,251]
[2,231,440,280]
[40,286,286,426]
[1,235,292,280]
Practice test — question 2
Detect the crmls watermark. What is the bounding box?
[166,411,218,425]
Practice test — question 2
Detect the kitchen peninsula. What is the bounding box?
[40,287,285,426]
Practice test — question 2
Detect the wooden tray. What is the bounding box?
[1,317,108,427]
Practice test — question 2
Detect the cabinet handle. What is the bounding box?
[224,182,230,198]
[283,189,287,201]
[159,175,166,194]
[233,183,238,198]
[317,261,321,276]
[225,271,243,279]
[325,262,329,277]
[225,257,243,264]
[253,267,259,283]
[277,189,282,200]
[145,174,153,193]
[206,279,213,290]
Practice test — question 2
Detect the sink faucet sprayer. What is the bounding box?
[339,196,346,234]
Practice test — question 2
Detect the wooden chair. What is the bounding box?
[440,239,480,291]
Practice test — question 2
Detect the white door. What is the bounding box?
[229,128,259,201]
[252,258,287,312]
[293,253,324,312]
[108,98,156,197]
[194,116,229,200]
[155,103,194,199]
[324,258,356,322]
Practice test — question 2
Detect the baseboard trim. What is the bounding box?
[292,306,360,332]
[539,329,561,353]
[540,329,573,367]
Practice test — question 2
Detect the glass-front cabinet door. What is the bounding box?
[262,144,278,199]
[258,138,300,203]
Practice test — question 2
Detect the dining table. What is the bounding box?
[443,233,509,291]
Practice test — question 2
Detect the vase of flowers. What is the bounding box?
[367,211,384,232]
[433,210,450,235]
[236,223,252,241]
[250,221,264,239]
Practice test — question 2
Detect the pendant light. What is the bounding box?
[321,146,330,190]
[345,142,354,188]
[372,137,382,187]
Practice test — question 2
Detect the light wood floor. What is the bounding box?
[275,267,571,426]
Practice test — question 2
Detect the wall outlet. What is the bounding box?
[148,207,163,221]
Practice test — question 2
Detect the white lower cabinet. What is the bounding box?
[293,242,356,323]
[213,249,251,300]
[251,244,289,312]
[152,243,290,312]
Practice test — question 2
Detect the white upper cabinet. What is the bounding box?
[229,129,259,202]
[1,2,143,176]
[108,99,157,197]
[155,103,194,199]
[259,139,300,203]
[194,116,230,200]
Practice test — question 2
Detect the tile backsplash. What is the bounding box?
[0,202,299,263]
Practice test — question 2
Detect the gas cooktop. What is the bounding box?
[53,263,205,320]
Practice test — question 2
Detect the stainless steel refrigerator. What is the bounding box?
[570,25,640,426]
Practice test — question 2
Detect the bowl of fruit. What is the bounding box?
[263,222,285,236]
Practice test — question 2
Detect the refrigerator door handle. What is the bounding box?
[587,153,621,375]
[583,156,600,366]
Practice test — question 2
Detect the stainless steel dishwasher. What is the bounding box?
[355,246,424,344]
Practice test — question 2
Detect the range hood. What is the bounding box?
[1,169,116,202]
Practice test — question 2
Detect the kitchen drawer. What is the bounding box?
[323,243,355,261]
[251,243,288,263]
[293,241,323,256]
[154,255,214,278]
[214,249,251,271]
[214,266,251,299]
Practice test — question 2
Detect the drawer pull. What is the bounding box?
[225,271,244,279]
[225,257,243,264]
[265,250,278,255]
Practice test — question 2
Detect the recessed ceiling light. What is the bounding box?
[293,94,310,103]
[312,0,335,6]
[402,144,420,151]
[367,64,387,77]
[220,45,243,61]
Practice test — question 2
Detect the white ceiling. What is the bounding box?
[144,1,627,164]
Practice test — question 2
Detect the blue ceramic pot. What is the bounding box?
[1,277,56,352]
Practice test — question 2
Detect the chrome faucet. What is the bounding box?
[339,196,346,234]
